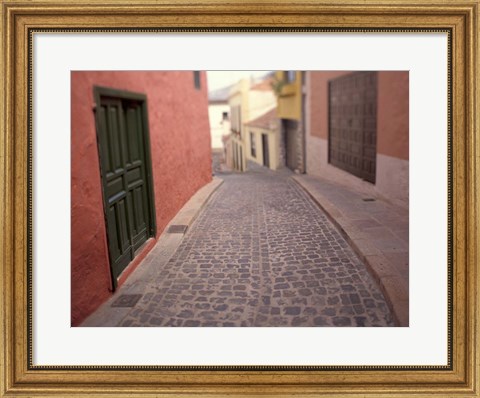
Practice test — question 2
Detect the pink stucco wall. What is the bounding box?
[309,71,352,140]
[309,71,409,159]
[377,71,409,160]
[71,71,212,326]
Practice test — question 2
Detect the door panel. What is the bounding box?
[284,119,298,171]
[95,88,155,287]
[328,72,377,183]
[262,134,270,168]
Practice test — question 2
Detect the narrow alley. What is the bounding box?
[84,165,395,327]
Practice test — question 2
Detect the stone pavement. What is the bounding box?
[83,166,395,327]
[211,148,224,174]
[292,175,409,326]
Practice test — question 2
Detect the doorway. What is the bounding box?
[262,134,270,168]
[328,72,377,183]
[94,86,156,288]
[283,119,299,171]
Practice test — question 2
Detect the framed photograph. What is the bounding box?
[1,0,478,396]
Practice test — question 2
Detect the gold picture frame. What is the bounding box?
[1,0,478,396]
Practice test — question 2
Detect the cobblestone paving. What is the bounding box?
[119,167,395,327]
[211,149,224,174]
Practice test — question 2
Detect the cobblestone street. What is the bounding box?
[99,165,395,327]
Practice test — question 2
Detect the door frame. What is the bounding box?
[93,85,157,288]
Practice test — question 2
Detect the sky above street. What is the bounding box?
[206,71,271,92]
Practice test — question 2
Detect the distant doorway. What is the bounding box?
[283,119,299,171]
[262,134,270,168]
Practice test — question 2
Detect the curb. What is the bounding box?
[166,176,224,234]
[291,176,408,327]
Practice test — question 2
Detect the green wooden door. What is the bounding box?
[94,87,156,288]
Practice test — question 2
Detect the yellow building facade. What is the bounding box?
[274,71,306,173]
[275,70,303,120]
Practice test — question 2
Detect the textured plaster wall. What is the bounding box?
[375,154,409,208]
[377,71,409,159]
[309,71,353,139]
[71,71,212,325]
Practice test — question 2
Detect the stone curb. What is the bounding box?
[291,176,408,327]
[166,176,224,232]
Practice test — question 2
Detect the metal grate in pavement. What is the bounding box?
[167,224,188,234]
[111,294,142,308]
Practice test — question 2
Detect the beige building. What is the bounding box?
[227,74,277,171]
[244,109,281,170]
[228,79,248,171]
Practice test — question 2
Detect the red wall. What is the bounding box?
[310,71,352,139]
[71,71,212,326]
[377,71,409,160]
[309,71,409,160]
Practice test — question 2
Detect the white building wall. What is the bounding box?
[208,103,230,149]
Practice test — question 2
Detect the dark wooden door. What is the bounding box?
[94,87,156,288]
[262,134,270,168]
[284,119,298,171]
[328,72,377,183]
